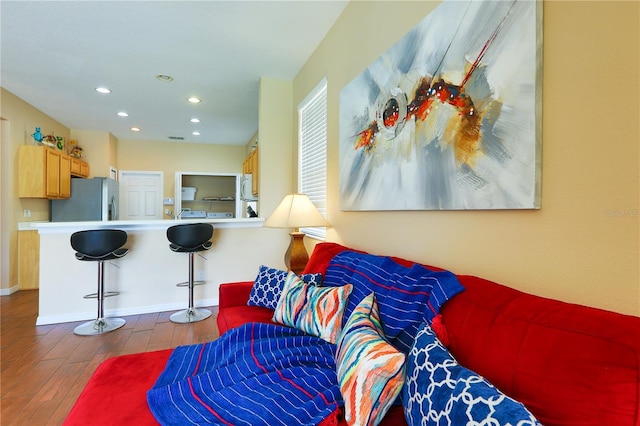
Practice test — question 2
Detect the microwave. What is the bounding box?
[241,174,258,201]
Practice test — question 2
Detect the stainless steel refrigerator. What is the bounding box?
[50,177,119,222]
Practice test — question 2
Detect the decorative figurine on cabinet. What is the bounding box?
[43,133,57,147]
[69,139,84,158]
[31,127,43,144]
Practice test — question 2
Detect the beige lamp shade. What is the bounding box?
[263,193,329,230]
[264,193,329,275]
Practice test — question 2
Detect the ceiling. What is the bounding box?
[1,1,348,146]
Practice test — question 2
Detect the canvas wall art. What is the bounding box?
[339,0,542,211]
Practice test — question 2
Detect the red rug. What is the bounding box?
[64,348,406,425]
[64,349,171,426]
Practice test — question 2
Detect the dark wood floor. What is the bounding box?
[0,290,219,425]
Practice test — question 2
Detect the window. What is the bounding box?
[298,78,328,240]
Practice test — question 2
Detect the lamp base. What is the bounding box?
[285,231,308,275]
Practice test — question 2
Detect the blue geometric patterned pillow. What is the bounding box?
[247,265,322,310]
[403,323,541,426]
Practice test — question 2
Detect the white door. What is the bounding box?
[119,171,164,220]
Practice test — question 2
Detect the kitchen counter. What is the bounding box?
[33,217,289,325]
[33,217,264,233]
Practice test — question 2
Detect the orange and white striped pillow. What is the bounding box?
[335,293,406,426]
[272,271,352,344]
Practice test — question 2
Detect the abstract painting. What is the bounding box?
[339,0,542,211]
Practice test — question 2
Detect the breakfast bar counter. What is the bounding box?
[33,218,287,325]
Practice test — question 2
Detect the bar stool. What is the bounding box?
[167,223,213,323]
[71,229,128,336]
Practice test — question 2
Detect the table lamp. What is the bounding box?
[264,193,330,275]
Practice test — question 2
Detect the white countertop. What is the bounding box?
[18,221,48,231]
[29,217,265,234]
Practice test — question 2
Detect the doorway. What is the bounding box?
[118,171,164,220]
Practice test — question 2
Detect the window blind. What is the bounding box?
[298,78,327,240]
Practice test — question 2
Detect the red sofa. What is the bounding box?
[66,242,640,425]
[217,242,640,426]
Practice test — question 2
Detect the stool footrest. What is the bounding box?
[176,281,206,287]
[83,291,120,299]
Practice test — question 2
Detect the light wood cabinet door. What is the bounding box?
[71,157,90,177]
[18,145,73,199]
[44,148,61,198]
[80,160,89,177]
[70,157,81,175]
[18,146,47,197]
[59,154,71,198]
[18,230,39,290]
[250,149,259,195]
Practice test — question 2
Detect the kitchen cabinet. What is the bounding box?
[242,148,259,196]
[18,145,72,199]
[70,157,90,178]
[18,229,39,290]
[242,156,250,174]
[80,161,89,177]
[59,154,71,198]
[175,172,241,219]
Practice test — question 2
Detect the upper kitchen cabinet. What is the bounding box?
[18,145,73,199]
[70,157,90,178]
[59,153,71,198]
[242,148,259,196]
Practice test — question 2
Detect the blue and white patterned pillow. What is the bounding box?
[247,265,322,310]
[403,323,541,426]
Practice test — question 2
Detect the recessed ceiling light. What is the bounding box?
[187,97,201,104]
[156,74,173,82]
[190,118,200,123]
[192,131,201,136]
[130,127,141,132]
[117,112,129,117]
[95,87,111,94]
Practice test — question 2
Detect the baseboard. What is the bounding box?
[36,297,219,326]
[0,285,21,296]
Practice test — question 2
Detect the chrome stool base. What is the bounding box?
[170,307,212,323]
[74,317,126,336]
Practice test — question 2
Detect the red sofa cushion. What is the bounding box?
[302,242,364,275]
[442,275,640,426]
[217,281,278,334]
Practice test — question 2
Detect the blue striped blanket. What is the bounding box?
[324,251,464,353]
[147,322,342,425]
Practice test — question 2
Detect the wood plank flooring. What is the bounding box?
[0,290,219,425]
